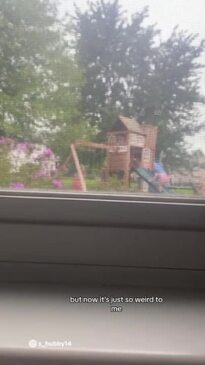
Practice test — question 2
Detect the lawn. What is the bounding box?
[61,176,196,195]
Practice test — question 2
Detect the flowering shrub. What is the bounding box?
[10,182,25,189]
[0,137,64,190]
[52,179,64,189]
[42,148,54,158]
[0,137,14,146]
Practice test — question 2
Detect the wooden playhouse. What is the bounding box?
[58,115,158,192]
[107,116,158,190]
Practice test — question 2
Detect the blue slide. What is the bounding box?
[134,167,170,193]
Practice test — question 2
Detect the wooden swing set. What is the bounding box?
[58,140,109,192]
[57,116,158,192]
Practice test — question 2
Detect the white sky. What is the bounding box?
[61,0,205,39]
[60,0,205,151]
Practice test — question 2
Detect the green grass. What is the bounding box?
[169,187,195,196]
[61,176,126,192]
[1,171,196,196]
[61,177,197,195]
[61,177,73,189]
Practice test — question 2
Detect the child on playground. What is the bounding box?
[154,162,170,190]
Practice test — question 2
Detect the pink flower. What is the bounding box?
[35,170,50,178]
[15,142,32,152]
[0,137,14,145]
[42,148,54,158]
[10,182,25,189]
[52,179,64,189]
[0,138,6,145]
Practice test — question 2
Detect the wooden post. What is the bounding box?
[70,144,87,192]
[123,134,130,189]
[75,140,108,150]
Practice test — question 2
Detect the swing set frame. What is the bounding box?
[56,116,158,193]
[57,140,109,192]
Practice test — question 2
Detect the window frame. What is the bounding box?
[0,189,205,229]
[0,190,205,288]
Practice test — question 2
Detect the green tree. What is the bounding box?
[143,28,205,167]
[0,0,58,136]
[189,149,205,169]
[0,0,86,160]
[73,0,127,133]
[32,50,92,160]
[73,0,205,167]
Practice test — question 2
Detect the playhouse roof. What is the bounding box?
[112,116,146,135]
